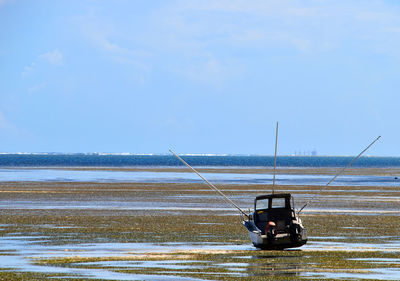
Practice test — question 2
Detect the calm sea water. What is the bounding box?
[0,154,399,167]
[0,169,398,186]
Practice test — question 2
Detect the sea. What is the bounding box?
[0,154,399,185]
[0,153,399,168]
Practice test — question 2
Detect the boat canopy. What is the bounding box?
[254,193,292,211]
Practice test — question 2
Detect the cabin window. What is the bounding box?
[271,198,286,208]
[256,199,269,210]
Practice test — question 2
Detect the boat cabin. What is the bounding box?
[254,193,296,235]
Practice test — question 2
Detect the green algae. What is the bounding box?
[32,250,400,280]
[1,179,400,280]
[0,271,100,281]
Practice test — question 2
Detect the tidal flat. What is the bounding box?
[0,168,399,280]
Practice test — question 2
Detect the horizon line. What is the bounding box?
[0,152,394,157]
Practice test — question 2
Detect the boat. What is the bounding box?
[169,125,380,250]
[243,193,307,249]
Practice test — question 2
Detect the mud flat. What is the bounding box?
[0,168,399,280]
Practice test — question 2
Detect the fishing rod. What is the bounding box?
[169,149,249,218]
[272,121,279,194]
[297,135,381,214]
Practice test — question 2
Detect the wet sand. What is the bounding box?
[0,168,399,280]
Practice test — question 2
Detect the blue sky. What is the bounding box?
[1,0,399,155]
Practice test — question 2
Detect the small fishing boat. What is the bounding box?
[243,193,307,249]
[170,125,380,250]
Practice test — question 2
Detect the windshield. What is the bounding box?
[255,199,268,210]
[256,197,288,210]
[271,198,286,208]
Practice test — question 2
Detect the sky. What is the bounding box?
[1,0,400,155]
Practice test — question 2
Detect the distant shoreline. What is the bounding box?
[0,166,399,176]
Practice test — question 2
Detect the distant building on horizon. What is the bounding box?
[293,150,317,156]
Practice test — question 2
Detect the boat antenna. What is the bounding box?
[169,149,249,218]
[297,135,381,214]
[272,121,279,194]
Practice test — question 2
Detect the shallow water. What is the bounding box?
[0,169,399,186]
[304,238,400,252]
[0,237,207,280]
[1,168,399,280]
[1,235,399,280]
[305,267,400,281]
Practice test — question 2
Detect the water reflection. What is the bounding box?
[1,235,399,280]
[243,254,304,278]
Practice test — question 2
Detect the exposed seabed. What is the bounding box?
[0,168,399,280]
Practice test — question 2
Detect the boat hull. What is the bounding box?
[244,221,307,250]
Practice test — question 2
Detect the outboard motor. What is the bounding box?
[266,221,277,243]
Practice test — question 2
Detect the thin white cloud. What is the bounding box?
[0,0,9,7]
[73,8,152,71]
[0,111,31,139]
[175,56,242,86]
[152,0,400,54]
[40,49,63,65]
[148,1,319,52]
[28,82,47,93]
[20,48,64,98]
[0,111,18,135]
[21,62,35,76]
[72,0,400,85]
[22,49,63,78]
